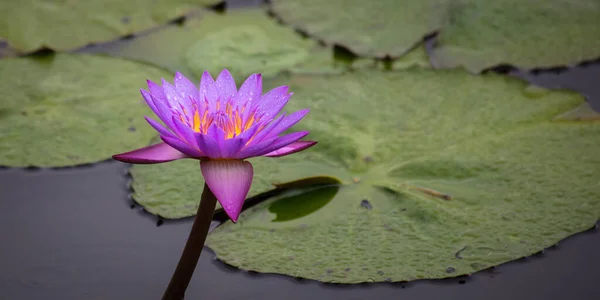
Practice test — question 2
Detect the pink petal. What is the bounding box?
[263,141,317,157]
[148,90,176,130]
[161,136,204,158]
[196,132,221,158]
[174,72,199,105]
[237,74,262,117]
[141,89,158,114]
[207,123,225,142]
[233,136,277,159]
[171,116,198,146]
[146,79,165,99]
[213,123,261,159]
[112,142,189,164]
[162,79,184,110]
[145,116,176,139]
[200,71,218,111]
[220,137,245,158]
[255,86,292,121]
[256,109,309,143]
[200,160,253,222]
[233,122,261,146]
[215,69,237,102]
[249,113,286,143]
[245,131,310,158]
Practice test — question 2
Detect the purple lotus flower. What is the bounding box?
[113,70,316,222]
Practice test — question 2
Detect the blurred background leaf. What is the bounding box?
[0,53,169,167]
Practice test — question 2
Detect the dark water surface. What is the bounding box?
[0,62,599,300]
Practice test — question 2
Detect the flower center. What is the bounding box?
[187,100,256,139]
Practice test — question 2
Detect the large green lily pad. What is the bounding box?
[270,0,447,58]
[0,0,220,53]
[271,0,600,70]
[86,8,316,81]
[0,53,169,167]
[201,69,600,283]
[431,0,600,72]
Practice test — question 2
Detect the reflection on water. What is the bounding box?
[268,184,340,222]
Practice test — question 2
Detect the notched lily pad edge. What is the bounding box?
[266,8,600,75]
[426,34,600,75]
[207,220,600,284]
[267,5,435,61]
[0,1,229,54]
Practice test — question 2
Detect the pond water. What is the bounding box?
[0,63,599,299]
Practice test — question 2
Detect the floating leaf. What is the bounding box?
[0,39,16,58]
[0,53,169,167]
[0,0,220,53]
[270,0,448,58]
[288,46,369,75]
[291,44,431,75]
[392,45,431,69]
[431,0,600,72]
[271,0,600,70]
[204,69,600,283]
[86,9,316,81]
[554,102,600,121]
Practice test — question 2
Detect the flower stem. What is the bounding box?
[162,182,217,300]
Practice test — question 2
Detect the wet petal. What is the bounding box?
[245,131,310,158]
[256,109,309,143]
[200,159,253,222]
[174,72,199,107]
[146,79,165,100]
[263,141,317,157]
[171,116,198,146]
[249,113,286,143]
[141,89,157,114]
[234,122,261,146]
[162,79,186,111]
[207,123,225,142]
[215,69,237,103]
[112,142,189,164]
[161,135,204,158]
[149,94,176,130]
[196,132,221,158]
[221,137,245,158]
[233,136,277,159]
[145,116,176,139]
[254,86,292,121]
[200,71,218,111]
[236,74,262,115]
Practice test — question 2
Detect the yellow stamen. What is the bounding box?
[193,110,201,132]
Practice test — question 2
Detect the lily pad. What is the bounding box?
[203,69,600,283]
[431,0,600,72]
[392,44,431,69]
[270,0,448,58]
[0,53,170,167]
[554,102,600,121]
[291,44,431,75]
[271,0,600,71]
[86,8,316,81]
[0,0,220,53]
